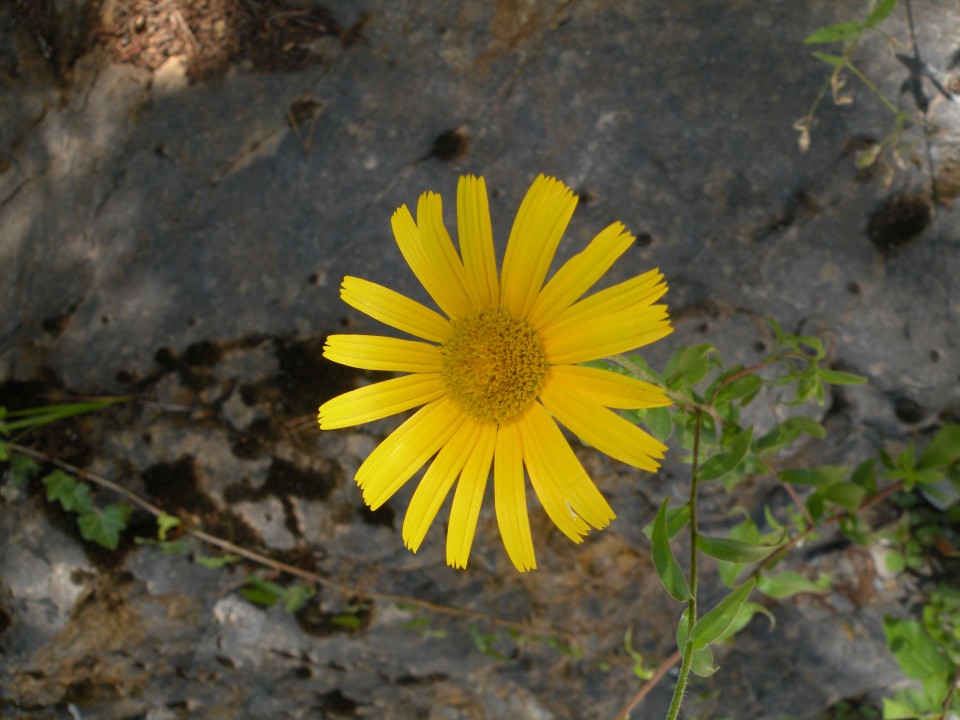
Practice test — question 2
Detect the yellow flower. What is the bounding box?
[318,175,672,572]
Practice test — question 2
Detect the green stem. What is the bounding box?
[665,408,703,720]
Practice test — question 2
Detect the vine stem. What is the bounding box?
[8,443,598,656]
[665,408,703,720]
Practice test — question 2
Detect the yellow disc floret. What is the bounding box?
[441,308,547,424]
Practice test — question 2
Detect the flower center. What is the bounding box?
[441,308,547,424]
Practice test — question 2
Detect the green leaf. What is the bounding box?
[856,144,883,169]
[721,601,776,640]
[757,571,829,599]
[195,553,241,568]
[3,398,128,433]
[644,406,673,443]
[697,535,781,563]
[754,416,825,456]
[469,624,509,661]
[676,609,719,677]
[797,334,826,360]
[651,498,691,602]
[11,455,41,482]
[864,0,898,28]
[780,465,847,487]
[698,427,753,482]
[819,481,867,509]
[919,424,960,470]
[0,440,9,460]
[77,504,132,550]
[691,578,756,649]
[804,22,864,44]
[664,344,715,389]
[817,367,868,386]
[43,470,93,514]
[282,585,316,614]
[882,693,925,719]
[689,645,718,677]
[157,512,181,542]
[643,503,690,541]
[715,373,763,406]
[623,628,654,680]
[849,459,877,493]
[883,616,953,680]
[240,576,285,607]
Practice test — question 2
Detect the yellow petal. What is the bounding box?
[446,421,496,568]
[318,373,445,430]
[323,335,443,373]
[356,398,465,509]
[416,192,474,314]
[542,305,673,365]
[391,203,471,320]
[547,365,670,409]
[517,404,591,543]
[499,175,577,318]
[341,276,450,343]
[402,420,480,553]
[456,175,499,309]
[521,402,614,531]
[527,222,634,331]
[494,421,537,572]
[539,376,667,471]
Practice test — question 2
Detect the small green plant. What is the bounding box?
[42,469,133,550]
[603,309,960,718]
[240,576,316,614]
[795,0,929,182]
[1,397,133,550]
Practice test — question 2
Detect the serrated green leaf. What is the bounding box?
[697,535,781,563]
[817,367,868,386]
[780,465,847,487]
[805,22,864,44]
[43,470,93,513]
[919,424,960,470]
[698,427,753,482]
[652,498,690,602]
[77,504,132,550]
[691,578,756,649]
[864,0,898,28]
[757,571,829,599]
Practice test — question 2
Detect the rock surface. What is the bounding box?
[2,1,959,718]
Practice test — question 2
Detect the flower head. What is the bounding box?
[318,175,672,571]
